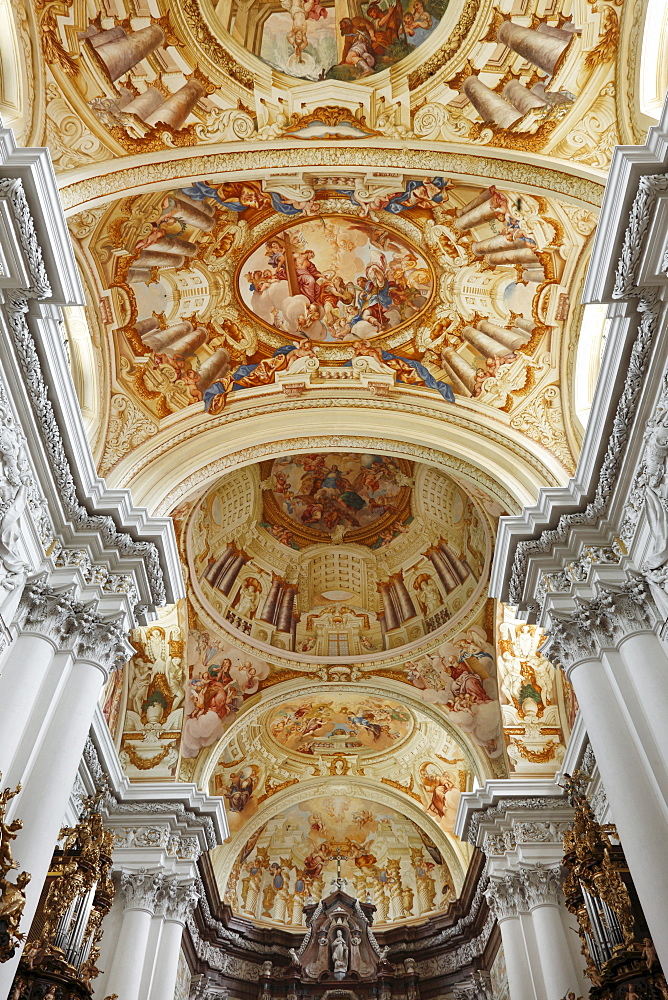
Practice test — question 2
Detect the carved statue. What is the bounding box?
[331,928,349,974]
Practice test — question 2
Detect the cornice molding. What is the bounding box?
[455,778,568,844]
[491,91,668,617]
[85,707,228,851]
[0,128,183,608]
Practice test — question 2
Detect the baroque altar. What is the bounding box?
[258,889,409,1000]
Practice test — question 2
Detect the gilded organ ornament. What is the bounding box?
[12,797,115,997]
[561,772,668,999]
[0,776,30,964]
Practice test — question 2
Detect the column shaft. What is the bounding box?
[276,586,295,633]
[379,583,399,629]
[440,542,469,583]
[197,348,231,393]
[530,903,580,999]
[0,632,57,775]
[503,80,548,114]
[392,574,416,621]
[440,348,476,395]
[136,249,186,268]
[428,549,458,592]
[165,196,216,231]
[478,319,529,350]
[147,919,185,1000]
[498,915,535,1000]
[486,246,540,265]
[471,234,516,255]
[260,577,282,623]
[617,631,668,782]
[497,21,571,75]
[134,316,160,338]
[462,324,510,358]
[143,321,194,350]
[122,87,164,120]
[219,553,245,596]
[104,906,154,1000]
[454,189,505,231]
[144,80,205,129]
[208,545,235,586]
[462,77,522,128]
[0,658,105,993]
[94,25,165,82]
[3,648,73,792]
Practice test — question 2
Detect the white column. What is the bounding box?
[147,879,199,1000]
[522,868,581,1000]
[567,652,668,969]
[616,628,668,776]
[104,872,163,1000]
[0,577,72,775]
[486,876,536,1000]
[0,606,132,997]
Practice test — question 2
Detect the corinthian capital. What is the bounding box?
[156,876,200,924]
[484,873,525,920]
[520,866,563,909]
[119,869,164,912]
[540,614,595,671]
[15,574,133,675]
[65,605,134,675]
[14,574,77,641]
[543,575,656,671]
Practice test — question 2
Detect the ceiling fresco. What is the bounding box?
[262,453,413,547]
[267,695,414,755]
[223,795,454,927]
[9,0,646,938]
[226,0,447,83]
[26,0,632,162]
[239,215,434,341]
[187,459,487,655]
[76,175,593,479]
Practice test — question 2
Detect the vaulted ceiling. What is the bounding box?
[5,0,653,932]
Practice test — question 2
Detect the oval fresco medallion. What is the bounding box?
[238,215,433,342]
[268,695,414,755]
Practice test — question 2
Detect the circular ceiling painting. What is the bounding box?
[268,695,413,755]
[238,216,433,342]
[262,452,413,547]
[236,0,447,82]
